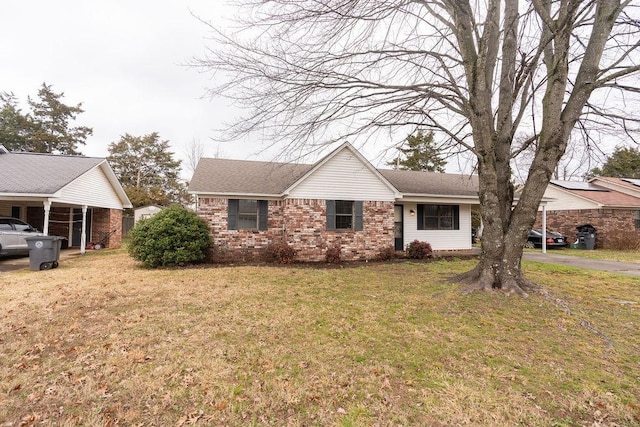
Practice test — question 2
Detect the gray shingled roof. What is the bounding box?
[379,169,479,196]
[189,157,479,197]
[189,158,313,195]
[0,151,104,194]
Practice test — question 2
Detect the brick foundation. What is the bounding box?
[198,198,395,262]
[536,208,640,249]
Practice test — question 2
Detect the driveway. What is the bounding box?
[0,250,80,273]
[523,251,640,277]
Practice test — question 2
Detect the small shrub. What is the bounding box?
[602,229,640,250]
[265,240,297,264]
[128,205,210,268]
[406,239,433,259]
[376,246,396,261]
[325,242,342,264]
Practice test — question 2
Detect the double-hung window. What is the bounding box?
[326,200,363,231]
[417,204,459,230]
[227,199,268,230]
[635,211,640,229]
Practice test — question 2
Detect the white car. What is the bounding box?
[0,217,44,257]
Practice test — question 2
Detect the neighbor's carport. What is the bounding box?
[0,145,132,253]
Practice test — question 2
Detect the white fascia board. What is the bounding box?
[0,192,59,199]
[193,191,284,200]
[396,194,480,204]
[97,161,133,208]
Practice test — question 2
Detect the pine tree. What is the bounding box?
[387,131,446,172]
[591,146,640,179]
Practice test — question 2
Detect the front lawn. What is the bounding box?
[1,250,638,426]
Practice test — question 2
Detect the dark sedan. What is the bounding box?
[524,228,567,249]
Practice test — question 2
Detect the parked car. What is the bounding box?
[0,217,43,257]
[524,228,567,249]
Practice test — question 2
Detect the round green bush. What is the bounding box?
[128,205,210,268]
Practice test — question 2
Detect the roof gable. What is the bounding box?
[285,143,400,200]
[548,180,640,208]
[590,176,640,198]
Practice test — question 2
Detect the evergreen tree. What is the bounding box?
[0,92,32,151]
[27,83,92,155]
[108,133,188,207]
[0,83,92,155]
[591,146,640,179]
[387,131,446,172]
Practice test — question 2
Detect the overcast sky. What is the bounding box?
[0,1,281,176]
[2,2,629,181]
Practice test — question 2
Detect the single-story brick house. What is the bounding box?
[0,145,132,251]
[188,142,479,262]
[537,177,640,248]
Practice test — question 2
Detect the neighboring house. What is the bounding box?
[537,178,640,248]
[0,145,132,251]
[134,205,164,223]
[188,142,479,262]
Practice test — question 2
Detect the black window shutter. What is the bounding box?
[417,204,424,230]
[453,205,460,230]
[258,200,268,230]
[354,201,363,231]
[326,200,336,230]
[227,199,238,230]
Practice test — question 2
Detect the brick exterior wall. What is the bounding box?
[536,208,640,249]
[92,208,123,248]
[198,198,395,262]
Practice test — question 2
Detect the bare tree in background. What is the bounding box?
[512,135,609,184]
[193,0,640,295]
[184,138,205,176]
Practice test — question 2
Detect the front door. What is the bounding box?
[71,208,92,247]
[394,205,404,251]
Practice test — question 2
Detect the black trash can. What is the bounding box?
[575,224,597,250]
[25,236,62,271]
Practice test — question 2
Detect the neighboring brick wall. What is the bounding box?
[536,208,640,249]
[198,197,395,262]
[92,208,123,248]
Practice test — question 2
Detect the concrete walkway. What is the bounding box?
[523,251,640,277]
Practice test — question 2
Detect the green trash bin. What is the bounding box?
[25,236,62,271]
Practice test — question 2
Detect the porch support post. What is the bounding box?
[80,205,88,255]
[43,200,51,236]
[541,205,547,254]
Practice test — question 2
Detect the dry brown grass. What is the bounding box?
[1,249,639,426]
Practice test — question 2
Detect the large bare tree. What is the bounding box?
[194,0,640,294]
